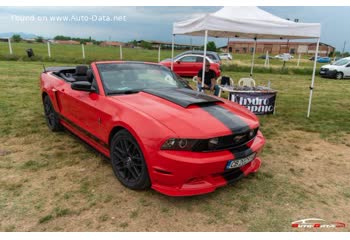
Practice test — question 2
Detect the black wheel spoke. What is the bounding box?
[128,167,138,179]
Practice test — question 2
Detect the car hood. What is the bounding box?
[321,64,338,69]
[111,88,259,138]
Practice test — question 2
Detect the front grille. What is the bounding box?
[192,128,258,152]
[320,68,329,72]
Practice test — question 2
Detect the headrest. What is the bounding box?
[75,65,88,76]
[86,69,94,83]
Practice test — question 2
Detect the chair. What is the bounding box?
[217,76,234,86]
[192,76,199,91]
[238,77,256,87]
[216,76,234,98]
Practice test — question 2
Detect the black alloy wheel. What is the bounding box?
[43,95,63,131]
[110,129,150,190]
[335,72,343,80]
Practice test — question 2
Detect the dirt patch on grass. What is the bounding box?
[0,130,349,232]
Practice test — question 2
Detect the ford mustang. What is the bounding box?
[40,61,265,196]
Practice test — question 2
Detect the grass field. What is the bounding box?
[0,60,349,232]
[0,42,327,70]
[0,42,183,63]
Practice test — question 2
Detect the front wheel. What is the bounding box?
[335,72,343,80]
[43,95,63,132]
[110,129,150,190]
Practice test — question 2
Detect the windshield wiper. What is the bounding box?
[108,90,140,95]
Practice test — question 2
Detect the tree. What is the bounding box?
[54,35,71,40]
[12,34,22,42]
[206,41,217,51]
[140,40,152,49]
[35,36,44,43]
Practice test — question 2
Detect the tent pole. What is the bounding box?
[171,34,175,70]
[307,38,320,118]
[250,37,257,77]
[158,44,161,62]
[201,30,208,90]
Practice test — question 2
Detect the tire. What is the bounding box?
[110,129,150,190]
[335,72,343,80]
[43,95,63,132]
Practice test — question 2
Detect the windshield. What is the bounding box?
[97,63,190,95]
[333,59,350,66]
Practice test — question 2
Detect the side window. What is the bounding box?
[207,54,215,60]
[179,56,197,62]
[195,57,204,63]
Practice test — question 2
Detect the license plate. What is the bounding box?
[225,153,256,169]
[320,71,325,74]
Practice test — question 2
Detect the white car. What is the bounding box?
[219,53,233,60]
[319,57,350,79]
[274,53,294,60]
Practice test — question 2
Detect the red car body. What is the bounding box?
[159,55,221,77]
[40,61,265,197]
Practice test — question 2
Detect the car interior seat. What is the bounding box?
[74,65,88,81]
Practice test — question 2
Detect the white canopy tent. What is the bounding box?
[171,6,321,117]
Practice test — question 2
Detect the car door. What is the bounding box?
[69,75,110,144]
[173,56,197,76]
[344,63,350,77]
[55,80,81,124]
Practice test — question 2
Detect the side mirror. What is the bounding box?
[176,60,181,64]
[71,81,95,92]
[346,64,350,67]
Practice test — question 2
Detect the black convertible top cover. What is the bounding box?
[44,66,76,73]
[142,88,222,108]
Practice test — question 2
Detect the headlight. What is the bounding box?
[161,138,198,151]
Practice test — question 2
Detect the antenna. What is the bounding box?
[42,64,47,73]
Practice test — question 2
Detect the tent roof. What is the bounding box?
[173,7,321,39]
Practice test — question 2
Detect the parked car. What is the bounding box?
[309,55,321,61]
[170,50,221,64]
[159,54,221,77]
[319,57,350,79]
[219,53,233,60]
[40,62,265,196]
[274,53,294,60]
[258,55,273,59]
[317,57,331,63]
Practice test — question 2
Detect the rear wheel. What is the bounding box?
[335,72,343,80]
[110,129,150,190]
[43,95,63,131]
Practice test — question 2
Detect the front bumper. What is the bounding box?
[319,69,337,78]
[149,131,265,196]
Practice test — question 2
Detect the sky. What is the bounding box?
[0,6,349,51]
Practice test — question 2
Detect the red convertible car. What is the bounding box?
[40,61,265,196]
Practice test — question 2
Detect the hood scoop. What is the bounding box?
[142,88,222,108]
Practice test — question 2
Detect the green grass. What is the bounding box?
[0,42,325,74]
[0,42,183,64]
[0,60,349,231]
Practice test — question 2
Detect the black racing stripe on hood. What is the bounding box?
[142,88,222,108]
[200,104,250,135]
